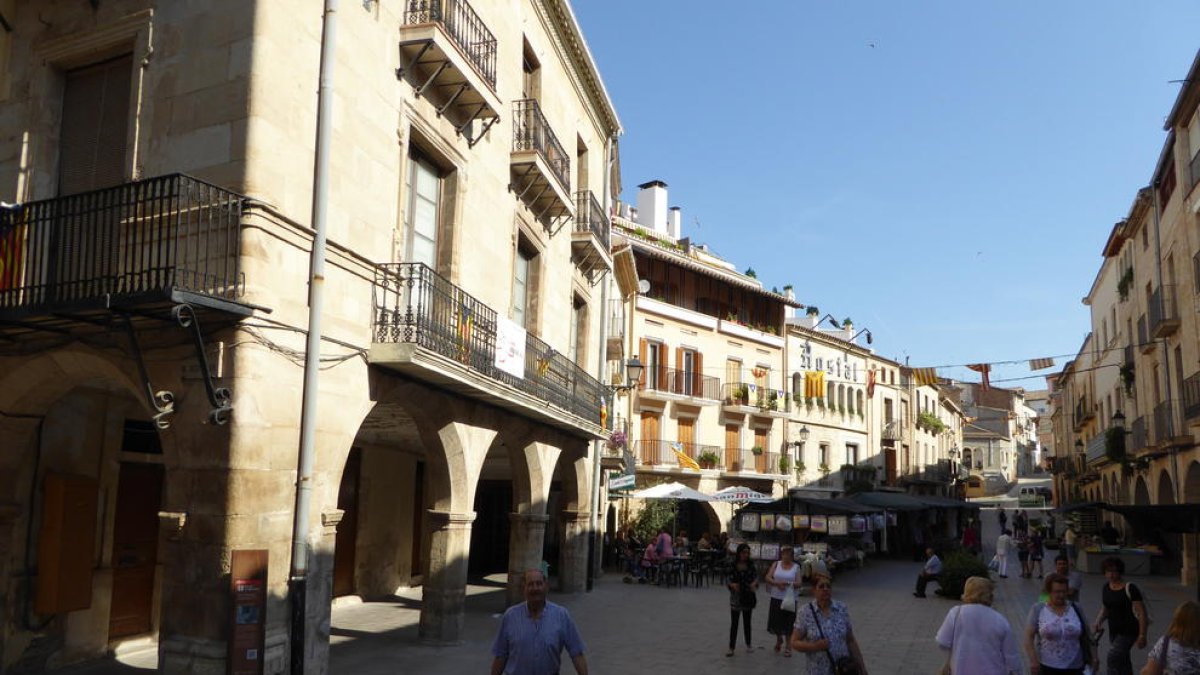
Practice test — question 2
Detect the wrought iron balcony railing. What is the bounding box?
[402,0,497,89]
[1085,433,1107,463]
[642,367,721,400]
[0,174,244,315]
[1150,284,1179,337]
[722,447,779,474]
[1137,314,1150,351]
[634,439,720,468]
[607,297,625,341]
[1130,415,1148,452]
[573,190,610,250]
[512,99,570,191]
[720,382,789,412]
[372,262,608,427]
[1153,399,1177,445]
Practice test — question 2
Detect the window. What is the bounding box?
[59,54,133,194]
[568,295,587,365]
[847,443,858,465]
[404,151,441,268]
[521,39,541,100]
[726,358,741,386]
[646,342,665,391]
[819,443,829,467]
[512,242,537,328]
[679,348,699,396]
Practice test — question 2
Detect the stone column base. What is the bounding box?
[419,511,475,644]
[507,513,549,607]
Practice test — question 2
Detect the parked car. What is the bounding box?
[964,473,1009,498]
[1017,486,1051,506]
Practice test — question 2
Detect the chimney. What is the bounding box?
[783,287,796,317]
[636,180,668,234]
[668,207,682,239]
[843,320,855,343]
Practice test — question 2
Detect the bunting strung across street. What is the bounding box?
[966,363,991,392]
[804,370,825,399]
[1029,357,1055,371]
[866,367,876,399]
[911,367,938,387]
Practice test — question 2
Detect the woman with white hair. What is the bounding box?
[936,576,1021,674]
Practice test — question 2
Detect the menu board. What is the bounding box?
[828,516,848,536]
[793,514,810,530]
[810,515,828,533]
[760,513,775,531]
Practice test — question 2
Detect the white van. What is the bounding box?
[1018,486,1051,506]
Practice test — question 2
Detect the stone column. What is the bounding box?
[419,510,475,643]
[557,509,590,593]
[506,513,549,607]
[0,503,20,675]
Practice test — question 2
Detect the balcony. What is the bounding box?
[1150,399,1191,450]
[510,99,572,221]
[634,439,720,470]
[0,174,251,338]
[1185,372,1200,421]
[1130,415,1148,453]
[1085,432,1107,464]
[720,383,789,417]
[1072,397,1094,432]
[397,0,501,141]
[640,367,721,403]
[570,190,611,280]
[1189,148,1200,193]
[370,263,607,436]
[1137,314,1154,354]
[605,297,625,362]
[1149,284,1180,338]
[723,448,782,475]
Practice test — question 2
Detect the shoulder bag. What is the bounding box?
[809,603,861,675]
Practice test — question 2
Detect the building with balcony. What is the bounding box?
[1050,48,1200,590]
[958,383,1035,483]
[0,0,621,671]
[606,180,799,534]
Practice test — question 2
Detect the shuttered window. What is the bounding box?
[404,152,440,268]
[59,54,132,195]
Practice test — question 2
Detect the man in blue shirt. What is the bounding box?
[491,568,588,675]
[913,547,942,598]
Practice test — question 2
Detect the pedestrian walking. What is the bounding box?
[914,547,942,598]
[1030,529,1046,579]
[1063,524,1077,565]
[998,506,1008,530]
[726,543,758,657]
[1015,510,1028,535]
[996,529,1013,578]
[1024,573,1097,675]
[490,569,588,675]
[1016,530,1031,578]
[935,576,1021,675]
[963,521,981,558]
[765,545,802,657]
[1092,556,1149,675]
[1043,555,1082,603]
[1141,600,1200,675]
[791,574,869,675]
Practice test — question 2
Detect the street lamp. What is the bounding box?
[850,328,873,345]
[790,425,811,448]
[611,357,644,393]
[1112,410,1126,431]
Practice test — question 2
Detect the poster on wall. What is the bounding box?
[849,516,866,533]
[760,542,780,560]
[871,514,886,530]
[741,512,759,532]
[793,514,810,530]
[810,515,828,533]
[747,541,762,559]
[760,513,775,531]
[494,316,527,378]
[828,516,848,536]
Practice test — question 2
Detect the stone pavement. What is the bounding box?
[62,543,1199,673]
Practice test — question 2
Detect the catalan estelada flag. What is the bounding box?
[966,363,991,391]
[671,442,700,470]
[803,370,825,399]
[912,367,939,387]
[456,307,473,362]
[0,206,24,292]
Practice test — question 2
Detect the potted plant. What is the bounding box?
[816,397,826,410]
[806,306,819,317]
[805,396,815,409]
[698,450,720,469]
[796,461,807,474]
[1117,267,1134,301]
[606,430,627,452]
[818,463,831,474]
[751,445,765,456]
[736,384,749,404]
[778,455,791,473]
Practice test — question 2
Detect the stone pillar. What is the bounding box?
[558,509,590,593]
[1183,533,1198,587]
[419,510,475,643]
[0,503,20,675]
[506,513,549,607]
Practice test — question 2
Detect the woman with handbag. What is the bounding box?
[1024,573,1098,675]
[935,576,1021,674]
[726,543,758,657]
[790,573,868,675]
[766,545,802,657]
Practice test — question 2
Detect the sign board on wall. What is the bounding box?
[494,317,527,378]
[229,549,268,675]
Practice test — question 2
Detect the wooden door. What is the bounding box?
[885,448,897,485]
[678,418,695,458]
[332,447,361,597]
[725,424,740,471]
[109,463,163,638]
[640,412,660,464]
[754,429,769,472]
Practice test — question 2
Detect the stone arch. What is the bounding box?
[1186,461,1200,502]
[791,372,803,395]
[1134,476,1151,505]
[1157,468,1176,504]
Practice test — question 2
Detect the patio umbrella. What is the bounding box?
[629,482,713,501]
[710,486,774,504]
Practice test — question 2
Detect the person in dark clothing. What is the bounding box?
[1091,557,1148,675]
[998,507,1008,530]
[1100,521,1121,546]
[725,543,758,657]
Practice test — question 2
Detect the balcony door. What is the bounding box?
[678,417,695,457]
[640,412,660,464]
[404,152,441,269]
[677,348,700,396]
[725,424,740,471]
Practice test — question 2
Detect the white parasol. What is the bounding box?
[629,481,714,502]
[710,486,774,503]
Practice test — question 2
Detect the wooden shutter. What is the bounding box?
[694,351,704,397]
[59,55,132,195]
[638,338,647,387]
[657,343,668,390]
[674,346,683,394]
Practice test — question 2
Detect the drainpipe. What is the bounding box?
[289,1,337,672]
[1150,184,1182,500]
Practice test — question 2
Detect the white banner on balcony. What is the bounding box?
[495,316,527,379]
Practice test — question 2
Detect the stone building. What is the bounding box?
[1050,48,1200,588]
[0,0,620,672]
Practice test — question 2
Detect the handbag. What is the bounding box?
[809,604,861,675]
[781,587,797,613]
[987,555,999,572]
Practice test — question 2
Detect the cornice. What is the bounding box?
[535,0,622,136]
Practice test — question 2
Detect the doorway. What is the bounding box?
[332,447,361,597]
[108,462,163,638]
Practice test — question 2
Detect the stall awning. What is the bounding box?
[915,495,982,510]
[1052,501,1107,514]
[741,496,879,515]
[1103,504,1200,534]
[849,491,928,512]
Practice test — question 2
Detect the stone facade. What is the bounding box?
[0,0,620,672]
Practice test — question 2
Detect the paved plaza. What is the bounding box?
[67,530,1198,674]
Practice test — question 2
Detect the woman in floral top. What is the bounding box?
[1024,574,1096,675]
[791,573,869,675]
[1142,600,1200,675]
[725,543,758,657]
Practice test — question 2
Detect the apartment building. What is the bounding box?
[606,181,798,531]
[0,1,620,671]
[958,384,1035,482]
[1051,48,1200,588]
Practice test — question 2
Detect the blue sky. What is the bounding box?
[573,1,1200,390]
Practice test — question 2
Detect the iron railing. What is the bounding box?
[1130,415,1148,452]
[1185,372,1200,420]
[1150,284,1179,336]
[512,99,570,191]
[1137,314,1149,349]
[723,448,779,474]
[642,367,721,400]
[372,262,608,427]
[402,0,497,89]
[1153,399,1177,445]
[1086,433,1107,463]
[573,190,610,250]
[0,174,244,313]
[720,383,788,412]
[634,440,719,468]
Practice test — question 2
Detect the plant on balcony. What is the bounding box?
[842,317,853,327]
[819,463,831,474]
[1105,426,1127,463]
[917,411,946,435]
[805,396,815,409]
[606,430,628,451]
[735,384,750,404]
[1117,267,1134,301]
[745,267,757,278]
[698,450,720,469]
[1120,363,1135,396]
[751,445,765,456]
[816,397,826,410]
[778,455,791,473]
[795,461,806,474]
[837,404,846,415]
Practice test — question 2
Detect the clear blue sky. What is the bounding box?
[574,1,1200,390]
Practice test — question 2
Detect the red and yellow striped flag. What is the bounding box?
[912,367,939,387]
